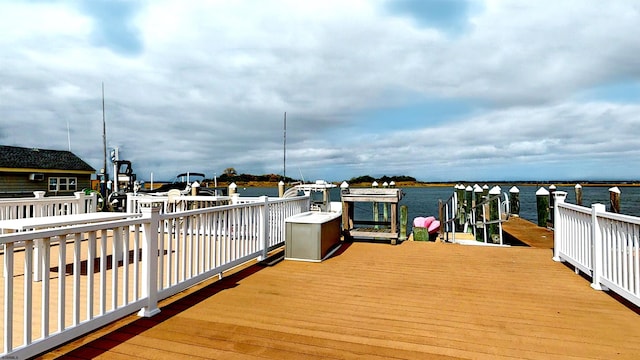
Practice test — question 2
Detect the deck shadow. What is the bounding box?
[47,253,274,359]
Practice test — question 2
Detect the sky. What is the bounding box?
[1,0,640,183]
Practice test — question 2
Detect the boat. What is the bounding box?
[283,180,341,213]
[137,172,225,196]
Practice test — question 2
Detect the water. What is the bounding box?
[237,185,640,232]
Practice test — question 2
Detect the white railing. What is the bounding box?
[126,193,232,214]
[440,192,458,242]
[0,192,97,222]
[0,195,309,358]
[469,193,507,245]
[553,191,640,307]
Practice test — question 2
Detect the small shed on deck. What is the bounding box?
[0,145,95,198]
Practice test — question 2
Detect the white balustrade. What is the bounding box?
[0,195,309,358]
[553,191,640,307]
[0,192,97,222]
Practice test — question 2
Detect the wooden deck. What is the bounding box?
[38,240,640,359]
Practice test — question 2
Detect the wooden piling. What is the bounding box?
[548,184,556,227]
[372,181,379,229]
[536,187,550,227]
[455,184,465,229]
[574,183,582,206]
[474,185,484,242]
[609,186,621,213]
[278,181,285,197]
[488,186,500,242]
[509,186,520,216]
[399,205,408,241]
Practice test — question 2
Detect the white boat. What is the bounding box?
[283,180,341,213]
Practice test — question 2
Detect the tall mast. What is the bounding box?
[102,82,108,183]
[283,112,286,181]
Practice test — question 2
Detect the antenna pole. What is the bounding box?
[283,112,286,181]
[102,82,108,185]
[67,120,71,151]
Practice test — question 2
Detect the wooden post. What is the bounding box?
[340,182,352,241]
[383,182,389,223]
[574,183,583,206]
[474,185,484,242]
[438,199,444,239]
[464,185,473,232]
[609,186,621,213]
[488,186,500,243]
[372,181,379,229]
[455,184,465,229]
[536,187,550,228]
[399,205,408,241]
[509,186,520,216]
[278,181,285,197]
[228,182,237,195]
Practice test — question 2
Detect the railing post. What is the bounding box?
[552,191,567,262]
[259,196,269,260]
[138,201,162,317]
[590,203,607,291]
[75,192,86,214]
[34,191,46,217]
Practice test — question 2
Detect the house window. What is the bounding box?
[48,177,78,192]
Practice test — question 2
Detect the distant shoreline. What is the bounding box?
[205,181,640,188]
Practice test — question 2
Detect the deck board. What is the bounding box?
[502,216,554,248]
[33,241,640,359]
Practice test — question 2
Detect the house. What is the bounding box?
[0,145,95,198]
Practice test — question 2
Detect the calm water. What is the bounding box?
[236,185,640,231]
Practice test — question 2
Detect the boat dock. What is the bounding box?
[42,241,640,359]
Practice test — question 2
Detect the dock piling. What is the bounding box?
[574,184,582,206]
[400,205,407,241]
[536,187,550,228]
[509,186,520,216]
[609,186,621,213]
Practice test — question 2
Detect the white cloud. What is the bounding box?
[1,0,639,182]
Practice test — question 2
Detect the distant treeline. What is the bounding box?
[347,175,417,183]
[208,172,416,184]
[212,173,299,183]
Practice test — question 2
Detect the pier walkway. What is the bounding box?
[41,241,639,359]
[502,216,554,248]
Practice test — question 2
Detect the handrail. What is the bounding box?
[468,193,508,245]
[0,195,310,358]
[440,188,509,245]
[440,191,458,242]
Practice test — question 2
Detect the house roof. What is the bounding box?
[0,145,95,172]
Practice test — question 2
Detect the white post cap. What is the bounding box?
[536,187,549,196]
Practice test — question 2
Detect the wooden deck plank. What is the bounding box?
[26,241,640,359]
[502,216,554,248]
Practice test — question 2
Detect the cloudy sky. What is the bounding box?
[2,0,640,182]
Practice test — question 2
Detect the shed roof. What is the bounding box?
[0,145,95,172]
